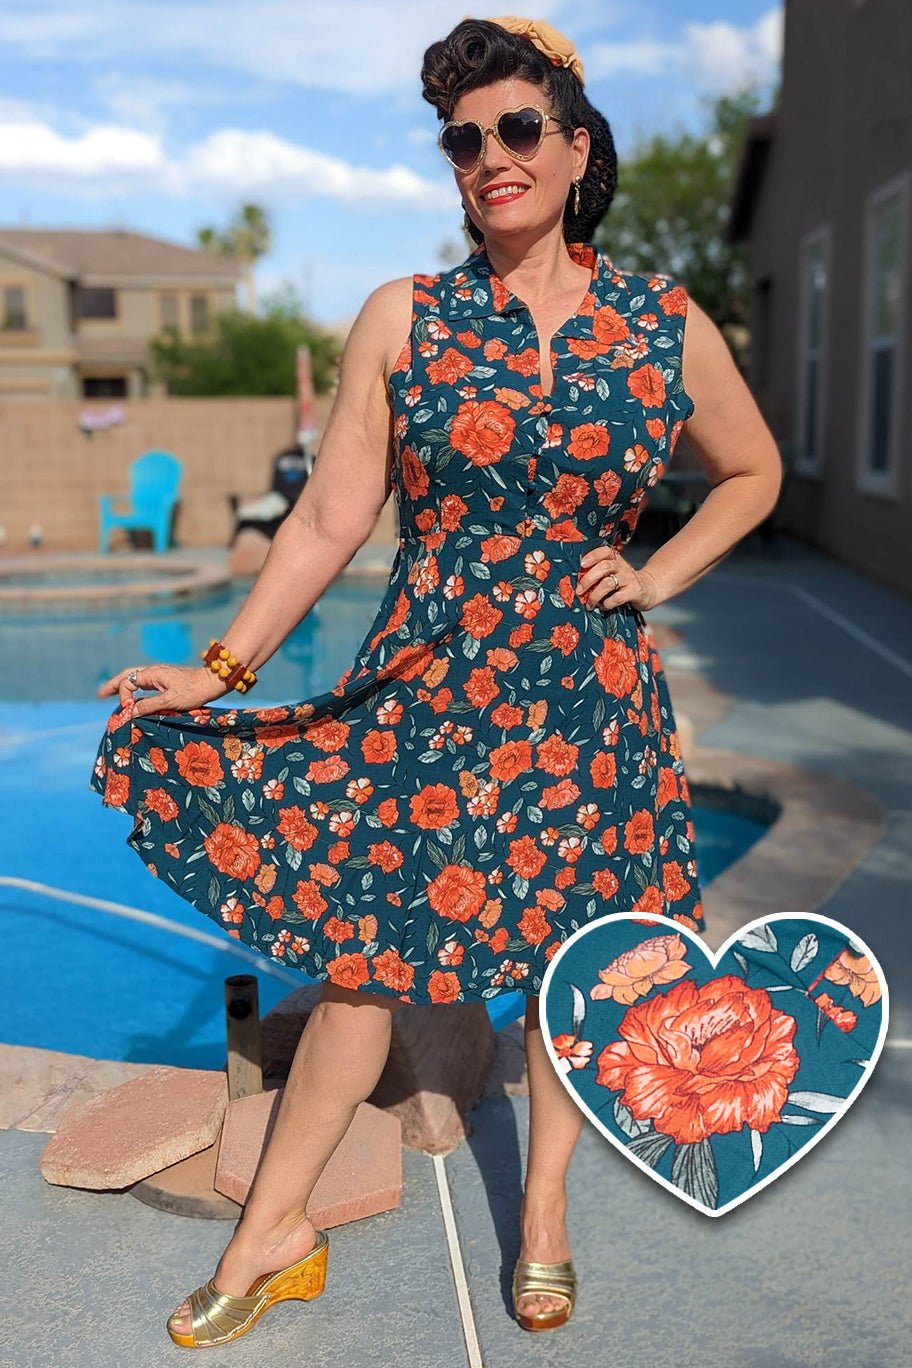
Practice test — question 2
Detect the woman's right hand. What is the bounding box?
[96,663,231,719]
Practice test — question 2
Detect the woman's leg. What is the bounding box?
[516,992,584,1318]
[169,982,400,1334]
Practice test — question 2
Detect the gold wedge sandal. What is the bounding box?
[512,1255,577,1331]
[166,1227,329,1349]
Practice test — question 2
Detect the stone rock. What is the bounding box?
[0,1042,157,1134]
[39,1066,228,1189]
[214,1088,402,1225]
[481,1017,529,1097]
[258,985,497,1154]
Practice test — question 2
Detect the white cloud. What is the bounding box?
[0,0,571,93]
[179,128,457,207]
[682,8,783,93]
[91,73,247,131]
[0,113,459,209]
[587,6,783,93]
[0,118,164,178]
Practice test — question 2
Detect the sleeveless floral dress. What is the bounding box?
[89,239,705,1006]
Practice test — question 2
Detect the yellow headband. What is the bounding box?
[483,14,585,86]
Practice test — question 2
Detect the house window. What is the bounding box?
[77,286,117,319]
[189,293,210,333]
[859,174,908,490]
[2,284,27,330]
[160,293,180,329]
[82,375,128,397]
[796,229,829,475]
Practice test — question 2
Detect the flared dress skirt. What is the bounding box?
[89,241,706,1006]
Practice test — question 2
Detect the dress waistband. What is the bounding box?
[398,524,620,550]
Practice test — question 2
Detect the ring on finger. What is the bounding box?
[128,669,139,686]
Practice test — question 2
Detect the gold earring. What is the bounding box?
[573,176,582,215]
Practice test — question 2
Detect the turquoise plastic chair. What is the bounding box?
[98,449,183,553]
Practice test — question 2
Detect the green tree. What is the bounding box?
[150,285,340,396]
[196,203,272,312]
[596,86,775,333]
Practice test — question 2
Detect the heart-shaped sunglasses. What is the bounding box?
[438,103,574,174]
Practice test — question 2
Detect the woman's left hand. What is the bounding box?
[577,545,660,613]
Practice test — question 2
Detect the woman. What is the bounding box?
[91,15,782,1348]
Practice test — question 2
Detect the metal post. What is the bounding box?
[224,974,263,1100]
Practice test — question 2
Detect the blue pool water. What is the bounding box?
[0,576,769,1065]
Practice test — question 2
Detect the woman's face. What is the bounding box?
[449,77,588,243]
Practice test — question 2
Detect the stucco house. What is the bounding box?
[728,0,910,594]
[0,227,243,401]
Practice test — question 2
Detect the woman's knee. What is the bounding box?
[318,982,402,1015]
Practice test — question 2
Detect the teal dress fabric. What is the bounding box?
[89,239,704,1006]
[542,915,885,1213]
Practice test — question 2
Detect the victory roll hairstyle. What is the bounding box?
[421,17,617,245]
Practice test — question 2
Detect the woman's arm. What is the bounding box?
[639,293,784,604]
[210,276,414,675]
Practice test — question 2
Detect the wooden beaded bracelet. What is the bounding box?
[201,638,258,694]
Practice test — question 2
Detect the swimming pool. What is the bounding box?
[0,575,769,1066]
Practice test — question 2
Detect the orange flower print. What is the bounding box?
[362,729,397,764]
[410,783,459,830]
[428,969,462,1003]
[623,809,655,855]
[449,399,516,465]
[552,1033,594,1072]
[590,933,692,1004]
[822,948,882,1007]
[812,992,858,1033]
[143,788,179,822]
[489,739,533,783]
[518,903,551,944]
[596,977,800,1144]
[399,445,429,498]
[277,808,319,851]
[592,303,631,345]
[204,823,262,881]
[567,423,610,461]
[427,863,487,922]
[627,363,666,407]
[175,740,224,788]
[461,592,503,639]
[427,346,475,386]
[594,638,639,697]
[326,951,371,989]
[305,717,351,752]
[536,733,579,776]
[291,880,329,920]
[507,834,547,881]
[373,949,416,993]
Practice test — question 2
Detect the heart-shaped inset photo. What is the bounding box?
[540,913,889,1217]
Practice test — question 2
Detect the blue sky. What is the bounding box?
[0,0,782,327]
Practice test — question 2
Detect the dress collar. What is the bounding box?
[443,240,611,339]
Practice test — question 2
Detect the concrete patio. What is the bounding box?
[1,528,910,1367]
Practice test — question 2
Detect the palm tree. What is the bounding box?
[196,204,271,313]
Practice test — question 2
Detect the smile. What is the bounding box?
[480,184,529,203]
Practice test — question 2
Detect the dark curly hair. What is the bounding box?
[421,18,617,246]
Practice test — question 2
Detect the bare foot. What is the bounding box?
[168,1214,319,1339]
[515,1193,573,1321]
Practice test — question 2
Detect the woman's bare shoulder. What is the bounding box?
[347,276,414,385]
